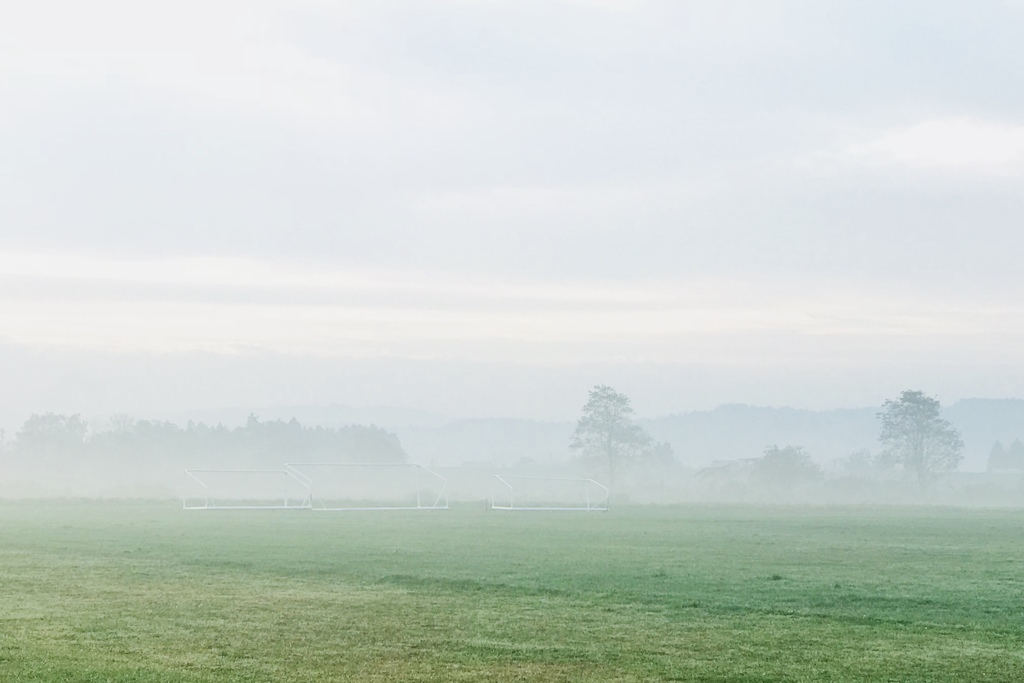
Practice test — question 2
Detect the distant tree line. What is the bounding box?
[988,439,1024,472]
[809,390,966,488]
[2,413,407,484]
[571,386,972,497]
[696,445,822,492]
[1,388,992,500]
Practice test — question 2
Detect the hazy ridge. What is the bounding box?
[93,398,1024,473]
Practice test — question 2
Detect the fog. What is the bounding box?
[2,397,1022,507]
[3,2,1024,505]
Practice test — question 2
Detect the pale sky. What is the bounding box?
[2,1,1024,427]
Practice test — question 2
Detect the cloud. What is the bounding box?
[848,118,1024,170]
[1,251,1019,370]
[0,0,469,133]
[4,2,1024,416]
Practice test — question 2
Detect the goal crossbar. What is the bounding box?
[490,475,609,511]
[284,463,449,511]
[183,469,312,510]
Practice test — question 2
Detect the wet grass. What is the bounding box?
[1,502,1023,681]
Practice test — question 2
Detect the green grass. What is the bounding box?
[2,502,1023,681]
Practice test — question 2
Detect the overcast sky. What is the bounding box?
[2,0,1024,427]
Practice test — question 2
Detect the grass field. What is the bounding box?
[1,502,1023,682]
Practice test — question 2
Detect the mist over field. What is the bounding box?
[2,395,1023,507]
[4,3,1024,679]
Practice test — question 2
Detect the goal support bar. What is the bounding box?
[284,463,449,511]
[490,475,609,511]
[182,469,312,510]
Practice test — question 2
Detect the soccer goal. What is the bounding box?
[490,475,609,511]
[284,463,448,511]
[182,469,312,510]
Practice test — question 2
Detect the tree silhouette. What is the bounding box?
[570,385,652,499]
[878,390,963,487]
[757,445,821,486]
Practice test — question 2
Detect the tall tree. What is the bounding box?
[878,390,963,487]
[570,385,652,498]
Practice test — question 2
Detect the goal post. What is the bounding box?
[284,463,448,511]
[490,475,609,511]
[182,469,312,510]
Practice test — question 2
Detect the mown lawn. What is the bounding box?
[1,502,1023,681]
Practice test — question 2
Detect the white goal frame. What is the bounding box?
[490,475,609,511]
[182,469,312,510]
[284,463,449,511]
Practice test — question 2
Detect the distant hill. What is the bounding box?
[115,398,1024,473]
[644,399,1024,471]
[642,405,878,468]
[945,398,1024,471]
